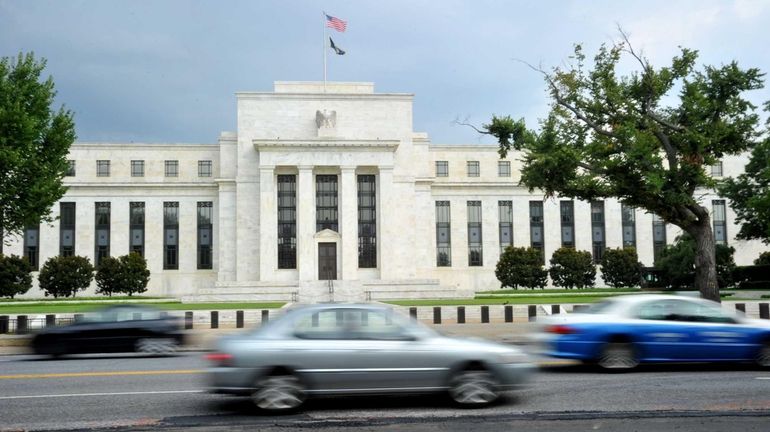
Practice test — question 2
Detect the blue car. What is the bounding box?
[537,294,770,369]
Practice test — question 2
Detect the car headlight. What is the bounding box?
[496,352,528,364]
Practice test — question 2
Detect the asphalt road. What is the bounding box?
[1,352,770,431]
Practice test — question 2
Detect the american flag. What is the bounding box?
[325,13,347,32]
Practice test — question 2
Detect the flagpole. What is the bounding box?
[322,11,327,93]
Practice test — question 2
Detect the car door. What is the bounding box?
[679,301,755,361]
[632,299,698,361]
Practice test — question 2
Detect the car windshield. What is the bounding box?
[584,299,618,314]
[82,306,161,323]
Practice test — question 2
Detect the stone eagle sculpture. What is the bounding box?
[315,109,336,129]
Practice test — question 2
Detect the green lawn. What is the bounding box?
[385,296,611,306]
[0,301,286,314]
[476,288,643,295]
[0,296,170,303]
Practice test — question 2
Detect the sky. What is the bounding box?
[2,0,769,145]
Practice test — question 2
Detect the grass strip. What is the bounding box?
[475,288,642,295]
[0,302,286,314]
[0,296,169,303]
[385,296,613,306]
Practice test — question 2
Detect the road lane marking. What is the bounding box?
[0,390,204,400]
[756,377,770,380]
[0,369,203,379]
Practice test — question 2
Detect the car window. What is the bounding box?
[585,299,617,314]
[636,300,735,323]
[292,308,410,340]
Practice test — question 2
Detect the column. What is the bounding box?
[340,166,358,280]
[378,166,395,279]
[258,166,276,281]
[297,166,316,280]
[217,181,236,281]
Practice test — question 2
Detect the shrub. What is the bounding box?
[38,255,94,298]
[600,247,643,288]
[548,248,596,289]
[496,247,548,289]
[120,252,150,296]
[657,234,736,289]
[715,243,737,288]
[755,251,770,266]
[95,256,122,296]
[0,255,32,298]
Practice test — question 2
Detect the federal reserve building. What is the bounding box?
[3,81,764,301]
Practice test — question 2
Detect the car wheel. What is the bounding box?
[448,369,500,407]
[756,342,770,368]
[135,338,178,356]
[598,342,638,370]
[252,374,306,412]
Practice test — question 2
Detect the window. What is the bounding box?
[163,202,179,269]
[316,175,338,232]
[96,160,110,177]
[165,160,178,177]
[66,160,76,177]
[652,214,667,264]
[436,201,451,266]
[435,161,448,177]
[94,202,110,266]
[591,201,605,262]
[713,200,727,245]
[131,160,144,177]
[529,201,544,262]
[277,175,297,269]
[198,160,212,177]
[24,225,40,270]
[499,201,512,253]
[560,201,575,248]
[621,204,636,248]
[292,308,410,340]
[467,161,480,177]
[710,161,723,177]
[59,202,76,257]
[358,175,377,268]
[129,202,145,256]
[197,202,213,269]
[467,201,483,266]
[498,161,511,177]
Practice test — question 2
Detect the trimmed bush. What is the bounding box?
[496,247,548,289]
[548,248,596,289]
[38,255,94,298]
[0,254,32,298]
[95,253,150,297]
[600,247,643,288]
[734,264,770,289]
[95,256,122,296]
[754,251,770,266]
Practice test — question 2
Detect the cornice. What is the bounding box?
[253,139,399,151]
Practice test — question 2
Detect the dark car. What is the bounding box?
[31,304,184,357]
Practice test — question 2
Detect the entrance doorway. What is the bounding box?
[318,242,337,280]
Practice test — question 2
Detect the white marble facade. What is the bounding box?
[2,82,767,300]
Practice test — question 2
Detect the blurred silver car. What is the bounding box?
[206,303,533,411]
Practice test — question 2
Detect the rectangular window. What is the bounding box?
[652,214,667,264]
[467,161,480,177]
[499,201,513,253]
[197,202,213,269]
[66,160,76,177]
[24,225,40,270]
[129,202,145,256]
[560,200,575,248]
[591,201,605,262]
[59,202,76,257]
[94,202,110,266]
[198,160,212,177]
[165,160,178,177]
[713,200,727,245]
[96,160,110,177]
[621,204,636,248]
[277,175,297,269]
[529,201,544,263]
[131,160,144,177]
[498,161,511,177]
[316,175,338,232]
[436,201,451,266]
[358,175,377,268]
[467,201,483,266]
[163,202,179,269]
[435,161,448,177]
[711,161,723,177]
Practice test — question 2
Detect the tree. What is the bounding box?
[548,247,596,289]
[479,33,764,302]
[95,256,122,297]
[0,254,32,298]
[720,130,770,244]
[496,246,548,289]
[0,53,76,254]
[119,252,150,296]
[657,234,736,289]
[38,255,94,298]
[755,251,770,266]
[600,247,643,288]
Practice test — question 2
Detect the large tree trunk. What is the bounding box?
[687,219,720,302]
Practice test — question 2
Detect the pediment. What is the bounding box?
[314,229,341,241]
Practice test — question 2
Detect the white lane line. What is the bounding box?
[756,377,770,380]
[0,390,204,400]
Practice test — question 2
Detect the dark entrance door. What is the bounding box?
[318,242,337,280]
